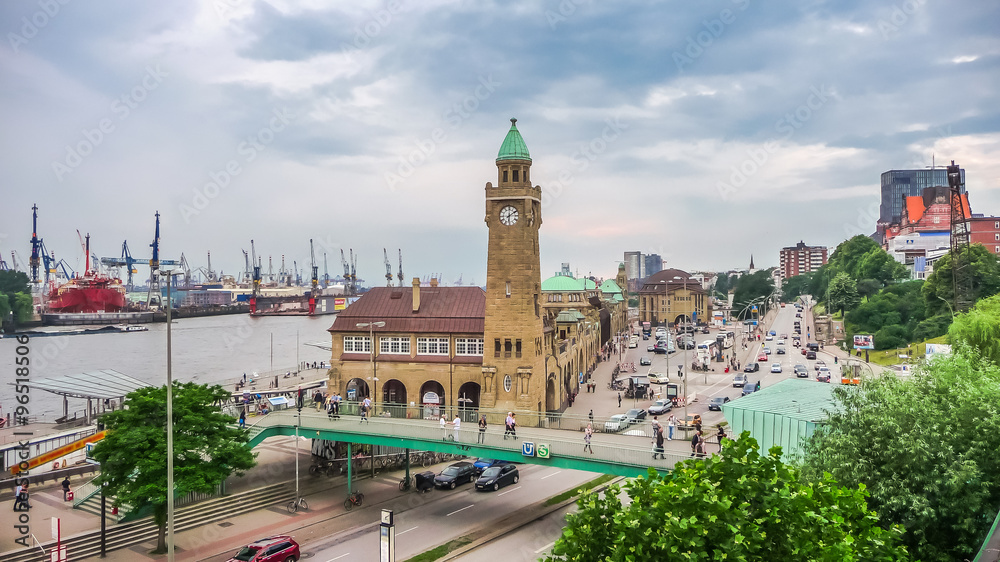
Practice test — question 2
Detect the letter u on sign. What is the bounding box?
[521,441,535,457]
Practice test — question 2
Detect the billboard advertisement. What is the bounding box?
[334,298,347,310]
[853,334,874,350]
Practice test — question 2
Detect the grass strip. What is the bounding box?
[545,473,617,506]
[404,537,475,562]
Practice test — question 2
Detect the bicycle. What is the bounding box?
[344,490,365,510]
[398,475,412,491]
[287,496,309,513]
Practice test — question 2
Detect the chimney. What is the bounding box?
[430,277,439,288]
[412,277,421,313]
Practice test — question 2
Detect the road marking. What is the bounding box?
[327,554,351,561]
[497,486,521,496]
[397,526,418,535]
[535,541,556,554]
[446,505,475,516]
[540,470,562,480]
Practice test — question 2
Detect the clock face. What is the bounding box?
[499,205,519,226]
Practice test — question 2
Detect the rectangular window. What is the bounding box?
[995,233,999,241]
[513,169,519,182]
[515,339,522,358]
[506,282,511,298]
[417,337,449,355]
[504,339,512,358]
[495,338,501,357]
[343,335,371,353]
[456,338,484,356]
[379,336,410,355]
[502,170,508,182]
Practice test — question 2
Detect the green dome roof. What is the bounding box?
[542,275,584,292]
[497,118,531,162]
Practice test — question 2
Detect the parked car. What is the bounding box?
[794,364,809,378]
[475,464,519,491]
[677,413,702,430]
[434,461,478,489]
[708,396,730,411]
[625,408,647,424]
[647,398,672,415]
[743,362,760,373]
[648,373,669,384]
[806,350,817,360]
[814,360,827,371]
[647,344,655,352]
[776,346,786,355]
[639,356,651,366]
[770,362,782,373]
[816,368,832,383]
[472,458,509,475]
[604,414,629,432]
[228,535,300,562]
[733,373,749,387]
[796,312,802,317]
[741,384,757,396]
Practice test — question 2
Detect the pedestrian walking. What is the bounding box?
[717,426,726,451]
[313,390,323,411]
[478,414,487,444]
[334,393,342,416]
[690,431,701,458]
[584,423,594,454]
[510,413,517,440]
[618,393,622,408]
[653,426,665,459]
[504,412,514,440]
[588,409,594,425]
[61,477,71,501]
[360,397,371,423]
[452,415,462,442]
[327,396,336,419]
[651,416,661,436]
[440,414,448,440]
[238,409,246,428]
[667,415,676,440]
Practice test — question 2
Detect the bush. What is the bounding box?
[874,325,908,350]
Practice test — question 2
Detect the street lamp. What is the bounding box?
[159,268,181,562]
[356,322,386,412]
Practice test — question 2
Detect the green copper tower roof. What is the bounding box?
[497,118,531,162]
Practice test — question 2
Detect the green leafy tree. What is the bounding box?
[713,272,731,298]
[92,382,256,554]
[922,244,1000,316]
[827,272,860,315]
[732,270,775,319]
[856,278,883,301]
[545,433,908,561]
[948,292,1000,364]
[828,235,882,279]
[781,272,814,301]
[857,249,909,287]
[0,270,32,327]
[911,314,952,341]
[0,270,30,294]
[800,352,1000,561]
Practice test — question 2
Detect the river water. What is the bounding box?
[0,314,333,422]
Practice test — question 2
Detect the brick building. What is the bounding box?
[637,269,710,327]
[778,241,828,279]
[325,119,626,417]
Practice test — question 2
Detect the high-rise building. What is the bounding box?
[624,251,643,280]
[779,242,828,279]
[644,254,663,278]
[880,167,965,226]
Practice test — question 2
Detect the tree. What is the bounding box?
[732,270,775,319]
[800,352,1000,562]
[545,433,908,561]
[0,270,32,328]
[948,292,1000,365]
[92,382,256,553]
[922,244,1000,316]
[781,272,814,301]
[856,278,883,301]
[828,235,882,279]
[857,249,909,287]
[827,272,860,315]
[713,272,731,298]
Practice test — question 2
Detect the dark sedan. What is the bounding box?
[625,408,647,424]
[743,362,760,373]
[475,464,519,491]
[708,396,730,411]
[434,461,478,489]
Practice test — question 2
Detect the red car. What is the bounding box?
[228,535,300,562]
[757,353,768,362]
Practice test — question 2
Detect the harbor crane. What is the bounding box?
[100,241,141,290]
[11,251,24,271]
[293,260,301,286]
[205,251,217,282]
[383,248,393,287]
[350,249,358,295]
[179,253,192,287]
[397,249,404,287]
[322,252,329,288]
[310,239,319,294]
[0,253,9,271]
[250,240,262,313]
[241,249,251,285]
[29,204,41,284]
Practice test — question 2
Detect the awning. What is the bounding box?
[19,369,149,400]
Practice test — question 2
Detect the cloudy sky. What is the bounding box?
[1,0,998,288]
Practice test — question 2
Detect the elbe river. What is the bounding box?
[0,314,333,422]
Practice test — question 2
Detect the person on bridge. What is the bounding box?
[667,415,676,440]
[478,415,488,443]
[440,415,448,440]
[451,415,462,442]
[653,426,665,460]
[360,397,371,423]
[61,477,71,501]
[584,423,594,454]
[238,409,246,428]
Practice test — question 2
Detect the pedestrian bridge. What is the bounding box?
[245,409,692,478]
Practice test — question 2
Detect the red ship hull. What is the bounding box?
[47,275,127,313]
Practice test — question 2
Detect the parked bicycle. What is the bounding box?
[344,490,365,510]
[287,496,309,513]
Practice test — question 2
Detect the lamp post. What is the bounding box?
[356,322,386,412]
[159,268,179,562]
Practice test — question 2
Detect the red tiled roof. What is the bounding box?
[329,286,486,334]
[905,196,926,224]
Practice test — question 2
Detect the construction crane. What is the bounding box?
[29,204,41,284]
[250,240,261,313]
[340,249,354,296]
[383,248,393,287]
[397,249,404,287]
[293,260,301,286]
[241,249,251,285]
[310,240,319,294]
[205,251,217,282]
[322,252,329,288]
[350,249,358,295]
[0,253,8,271]
[179,253,192,287]
[11,251,23,271]
[55,259,74,281]
[100,240,140,290]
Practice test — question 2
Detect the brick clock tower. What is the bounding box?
[481,118,546,414]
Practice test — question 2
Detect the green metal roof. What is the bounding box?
[542,275,584,292]
[497,118,531,162]
[599,279,623,295]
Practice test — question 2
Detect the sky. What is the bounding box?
[1,0,998,288]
